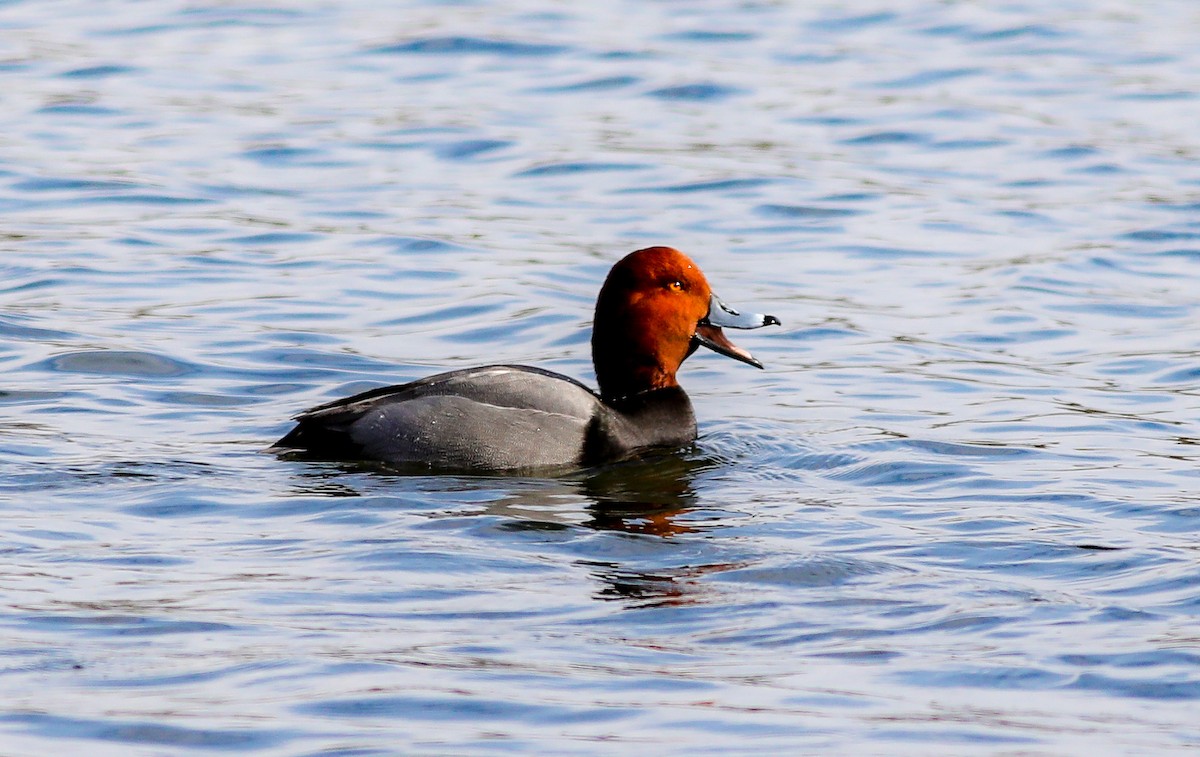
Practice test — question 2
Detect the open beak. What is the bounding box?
[694,294,781,369]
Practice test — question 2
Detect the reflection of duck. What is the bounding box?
[587,559,743,608]
[422,449,709,535]
[580,453,746,606]
[581,452,704,536]
[279,450,743,608]
[272,247,778,472]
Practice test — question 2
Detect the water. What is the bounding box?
[2,0,1198,753]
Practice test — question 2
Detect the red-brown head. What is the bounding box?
[590,246,779,402]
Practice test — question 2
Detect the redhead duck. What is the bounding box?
[273,246,779,471]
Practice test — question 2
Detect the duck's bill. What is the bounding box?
[704,294,779,330]
[695,294,781,369]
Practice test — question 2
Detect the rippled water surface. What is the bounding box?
[2,0,1199,753]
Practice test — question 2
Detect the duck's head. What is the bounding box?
[591,246,780,402]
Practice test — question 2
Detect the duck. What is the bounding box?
[272,246,779,472]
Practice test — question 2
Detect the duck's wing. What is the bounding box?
[293,365,596,420]
[272,365,605,470]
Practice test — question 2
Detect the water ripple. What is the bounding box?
[37,351,197,378]
[370,36,569,57]
[646,83,741,101]
[0,713,290,750]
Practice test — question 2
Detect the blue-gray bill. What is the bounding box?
[695,293,780,368]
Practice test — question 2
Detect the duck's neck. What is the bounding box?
[596,362,678,404]
[607,384,693,417]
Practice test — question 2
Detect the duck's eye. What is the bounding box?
[667,280,685,292]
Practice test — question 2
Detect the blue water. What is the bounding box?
[2,0,1199,753]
